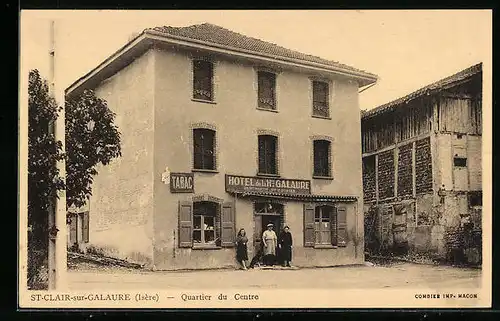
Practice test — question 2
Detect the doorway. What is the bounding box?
[253,202,284,263]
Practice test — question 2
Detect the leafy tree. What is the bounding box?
[65,90,122,209]
[27,69,65,289]
[27,70,121,289]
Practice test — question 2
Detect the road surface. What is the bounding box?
[67,261,481,290]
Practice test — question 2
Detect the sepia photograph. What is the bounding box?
[18,9,492,309]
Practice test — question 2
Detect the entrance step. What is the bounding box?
[253,265,299,270]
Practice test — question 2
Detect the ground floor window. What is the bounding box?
[315,205,334,245]
[193,202,218,245]
[304,203,347,247]
[178,199,235,248]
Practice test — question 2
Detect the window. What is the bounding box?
[254,202,284,215]
[454,157,467,167]
[315,206,334,245]
[193,202,218,246]
[312,81,329,117]
[304,204,347,247]
[258,135,278,175]
[469,191,482,207]
[178,200,235,248]
[193,60,213,101]
[257,71,276,110]
[313,140,331,177]
[193,128,216,170]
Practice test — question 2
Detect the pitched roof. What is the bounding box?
[147,23,377,79]
[66,22,377,97]
[362,62,482,119]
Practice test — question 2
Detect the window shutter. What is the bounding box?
[221,202,235,247]
[82,211,89,243]
[337,206,347,247]
[258,136,266,173]
[178,201,193,248]
[303,203,315,247]
[330,206,337,246]
[69,215,77,246]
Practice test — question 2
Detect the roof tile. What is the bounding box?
[147,23,376,78]
[362,62,482,119]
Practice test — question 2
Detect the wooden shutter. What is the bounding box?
[178,201,193,248]
[221,202,235,247]
[69,215,77,246]
[330,206,338,246]
[82,211,89,243]
[258,136,266,173]
[303,203,315,247]
[337,206,347,247]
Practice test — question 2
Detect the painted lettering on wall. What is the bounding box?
[170,173,194,193]
[225,174,311,195]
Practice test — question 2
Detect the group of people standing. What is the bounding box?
[235,223,293,270]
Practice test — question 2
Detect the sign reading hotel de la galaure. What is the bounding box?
[225,174,311,195]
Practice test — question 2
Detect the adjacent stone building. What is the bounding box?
[361,63,482,265]
[66,23,378,270]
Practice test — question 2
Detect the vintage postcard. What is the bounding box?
[18,9,492,309]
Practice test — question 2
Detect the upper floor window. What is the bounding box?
[193,128,216,170]
[313,140,331,177]
[257,71,276,110]
[312,81,329,118]
[193,60,214,101]
[258,135,278,175]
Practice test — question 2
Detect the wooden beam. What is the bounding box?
[412,141,416,197]
[362,132,431,158]
[375,154,379,204]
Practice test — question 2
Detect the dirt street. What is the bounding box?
[67,261,481,290]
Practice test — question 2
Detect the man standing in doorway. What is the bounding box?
[262,223,277,266]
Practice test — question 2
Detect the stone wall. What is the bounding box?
[397,142,413,197]
[377,150,395,199]
[415,137,433,194]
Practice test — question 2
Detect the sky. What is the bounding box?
[20,10,492,111]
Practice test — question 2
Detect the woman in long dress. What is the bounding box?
[262,223,277,266]
[235,228,249,270]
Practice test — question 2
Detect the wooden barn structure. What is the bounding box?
[361,63,482,265]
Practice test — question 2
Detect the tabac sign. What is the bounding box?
[170,172,194,193]
[225,174,311,195]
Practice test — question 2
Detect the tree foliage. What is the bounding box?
[65,90,122,209]
[27,70,121,288]
[28,69,65,289]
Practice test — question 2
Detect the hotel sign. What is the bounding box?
[170,172,194,193]
[225,174,311,195]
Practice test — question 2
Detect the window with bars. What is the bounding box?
[258,135,278,175]
[257,71,276,110]
[193,128,216,170]
[312,81,329,117]
[313,140,331,177]
[193,60,214,101]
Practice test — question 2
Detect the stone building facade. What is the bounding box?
[361,63,482,265]
[66,23,377,270]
